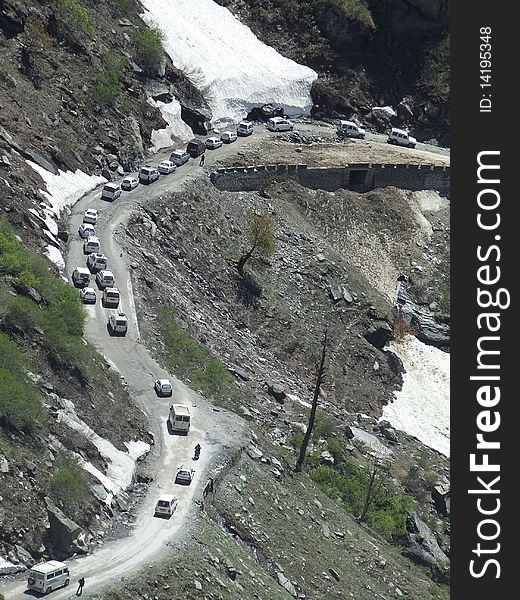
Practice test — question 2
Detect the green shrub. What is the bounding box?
[56,0,94,36]
[326,437,344,463]
[50,455,89,511]
[310,462,412,540]
[92,69,121,105]
[159,309,234,400]
[288,430,304,450]
[0,333,46,432]
[133,29,164,72]
[312,410,335,440]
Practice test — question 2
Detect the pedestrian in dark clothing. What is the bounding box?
[199,153,205,166]
[76,577,85,596]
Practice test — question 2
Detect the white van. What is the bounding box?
[337,120,366,139]
[387,127,417,148]
[237,121,253,136]
[87,252,108,272]
[266,117,294,132]
[27,561,70,595]
[101,183,122,201]
[72,267,91,287]
[221,131,237,144]
[168,404,191,434]
[96,269,115,289]
[83,236,100,255]
[154,494,178,518]
[169,149,190,165]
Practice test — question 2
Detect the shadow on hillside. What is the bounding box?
[234,272,262,308]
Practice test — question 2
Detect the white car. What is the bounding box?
[79,287,97,304]
[108,312,128,336]
[266,117,294,132]
[87,252,108,272]
[387,127,417,148]
[221,131,237,144]
[154,378,173,397]
[205,137,223,149]
[154,494,178,518]
[175,465,194,485]
[169,149,190,165]
[83,208,98,224]
[337,120,366,139]
[96,269,115,289]
[83,236,100,255]
[78,223,96,239]
[121,176,139,191]
[158,160,177,175]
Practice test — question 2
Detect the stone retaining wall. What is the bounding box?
[210,163,450,197]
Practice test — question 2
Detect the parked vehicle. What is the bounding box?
[72,267,91,287]
[186,138,206,158]
[96,269,115,289]
[168,404,191,434]
[101,183,122,201]
[220,130,237,144]
[237,121,253,136]
[337,120,366,139]
[83,236,100,255]
[87,252,108,272]
[175,465,194,485]
[108,311,128,336]
[80,287,97,304]
[83,208,98,224]
[139,166,160,184]
[121,176,139,191]
[158,160,177,174]
[102,287,120,308]
[27,561,70,595]
[169,149,190,165]
[266,116,294,132]
[387,127,417,148]
[154,378,173,397]
[205,136,223,149]
[78,222,95,239]
[154,494,178,518]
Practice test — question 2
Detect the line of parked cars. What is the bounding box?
[73,208,128,337]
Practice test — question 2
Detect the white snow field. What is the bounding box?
[140,0,317,128]
[147,96,193,150]
[382,335,450,457]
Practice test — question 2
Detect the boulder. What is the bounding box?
[15,545,35,567]
[268,383,286,402]
[118,116,145,172]
[44,497,87,558]
[432,484,450,516]
[247,103,284,122]
[380,427,398,443]
[363,321,393,349]
[276,572,297,597]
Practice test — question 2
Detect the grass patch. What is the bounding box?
[311,462,413,540]
[92,68,122,105]
[159,308,234,401]
[0,332,47,432]
[55,0,94,36]
[50,454,89,513]
[133,28,164,73]
[0,219,88,375]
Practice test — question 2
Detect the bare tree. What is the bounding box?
[237,211,276,275]
[358,454,384,522]
[295,330,328,473]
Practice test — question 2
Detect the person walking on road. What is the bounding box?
[76,577,85,596]
[199,153,205,167]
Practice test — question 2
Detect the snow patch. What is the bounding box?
[0,555,23,575]
[51,395,150,495]
[382,336,450,457]
[147,96,193,151]
[372,105,397,117]
[44,245,65,271]
[26,160,106,218]
[140,0,317,127]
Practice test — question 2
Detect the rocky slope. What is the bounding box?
[216,0,450,143]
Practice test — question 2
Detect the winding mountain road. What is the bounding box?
[1,124,449,598]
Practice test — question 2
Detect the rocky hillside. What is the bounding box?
[216,0,450,143]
